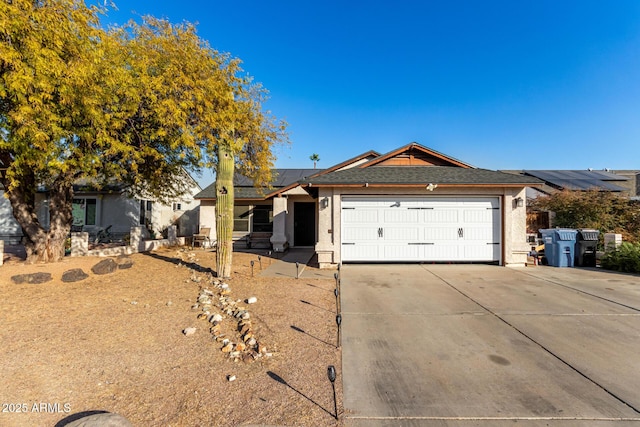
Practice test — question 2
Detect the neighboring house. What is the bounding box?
[0,185,25,244]
[502,169,634,233]
[196,142,542,267]
[0,174,201,244]
[611,170,640,199]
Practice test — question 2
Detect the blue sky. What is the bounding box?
[102,1,640,188]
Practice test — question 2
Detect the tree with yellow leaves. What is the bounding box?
[0,0,286,268]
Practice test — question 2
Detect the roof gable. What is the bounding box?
[361,142,473,169]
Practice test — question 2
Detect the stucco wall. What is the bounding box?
[0,190,22,243]
[198,200,217,240]
[315,186,530,268]
[100,194,139,235]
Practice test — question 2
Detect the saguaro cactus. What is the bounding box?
[215,144,235,278]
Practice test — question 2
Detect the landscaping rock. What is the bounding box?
[11,272,52,284]
[183,327,197,336]
[117,257,134,269]
[63,412,133,427]
[246,297,257,304]
[62,268,89,283]
[91,258,118,275]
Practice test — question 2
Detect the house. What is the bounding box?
[0,185,24,244]
[501,169,635,233]
[196,142,543,267]
[0,175,201,244]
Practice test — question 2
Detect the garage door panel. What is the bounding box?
[383,244,421,260]
[463,226,495,241]
[463,209,494,223]
[343,226,379,241]
[424,227,459,241]
[384,209,419,223]
[424,244,460,260]
[385,226,420,241]
[424,209,459,223]
[342,208,379,223]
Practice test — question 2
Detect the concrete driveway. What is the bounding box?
[340,264,640,426]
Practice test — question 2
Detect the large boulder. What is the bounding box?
[11,272,52,284]
[91,258,118,275]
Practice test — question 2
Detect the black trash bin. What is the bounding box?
[575,229,599,267]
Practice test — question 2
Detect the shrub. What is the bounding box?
[601,242,640,274]
[531,190,640,245]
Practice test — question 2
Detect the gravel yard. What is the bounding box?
[0,248,343,426]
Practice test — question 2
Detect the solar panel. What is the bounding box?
[524,170,628,191]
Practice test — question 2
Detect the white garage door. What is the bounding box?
[341,197,501,262]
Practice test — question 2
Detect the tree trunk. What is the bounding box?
[4,174,73,263]
[215,144,234,278]
[44,178,74,262]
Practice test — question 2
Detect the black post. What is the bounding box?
[327,365,338,420]
[251,260,254,277]
[336,314,342,348]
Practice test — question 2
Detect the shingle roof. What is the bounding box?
[301,166,543,186]
[196,168,324,199]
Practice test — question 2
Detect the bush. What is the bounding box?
[601,242,640,274]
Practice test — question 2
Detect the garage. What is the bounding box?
[341,196,501,263]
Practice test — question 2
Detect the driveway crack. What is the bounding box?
[423,265,640,415]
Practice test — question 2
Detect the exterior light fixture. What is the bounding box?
[514,197,524,208]
[327,365,338,420]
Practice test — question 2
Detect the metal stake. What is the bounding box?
[336,314,342,348]
[295,262,300,279]
[250,260,254,277]
[258,255,262,270]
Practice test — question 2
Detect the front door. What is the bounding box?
[294,202,316,246]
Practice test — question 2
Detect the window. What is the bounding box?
[72,198,97,226]
[139,200,146,225]
[172,203,182,211]
[233,206,250,232]
[140,200,153,225]
[252,205,273,232]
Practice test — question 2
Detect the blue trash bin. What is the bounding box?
[540,229,577,267]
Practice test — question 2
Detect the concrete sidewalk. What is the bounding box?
[260,248,336,279]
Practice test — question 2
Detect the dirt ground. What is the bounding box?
[0,247,343,427]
